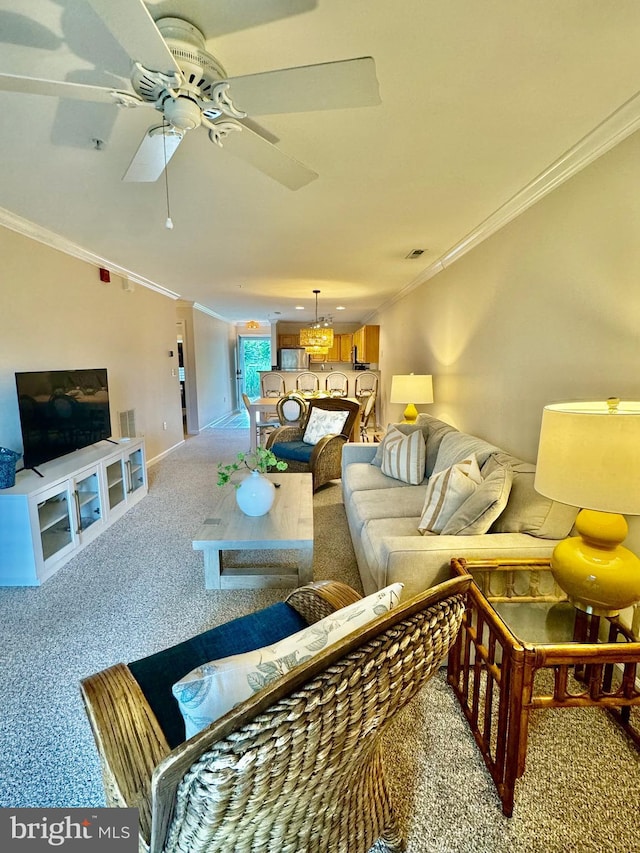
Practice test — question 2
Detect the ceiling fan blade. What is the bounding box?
[221,123,318,190]
[123,126,184,182]
[0,73,135,104]
[86,0,181,76]
[228,57,381,116]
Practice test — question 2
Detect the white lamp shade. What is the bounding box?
[534,400,640,515]
[390,374,434,404]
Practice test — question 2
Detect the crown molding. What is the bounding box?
[193,302,229,322]
[376,86,640,315]
[0,207,181,300]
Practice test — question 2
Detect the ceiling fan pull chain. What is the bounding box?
[162,122,174,230]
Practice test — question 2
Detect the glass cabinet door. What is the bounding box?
[74,467,103,534]
[36,483,75,564]
[106,459,126,510]
[126,447,145,495]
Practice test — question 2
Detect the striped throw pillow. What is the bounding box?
[418,454,482,534]
[381,425,426,485]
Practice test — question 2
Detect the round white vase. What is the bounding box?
[235,470,276,516]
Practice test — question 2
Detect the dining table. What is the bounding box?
[247,395,362,452]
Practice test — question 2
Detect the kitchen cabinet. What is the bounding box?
[353,325,379,363]
[340,334,354,362]
[0,438,147,586]
[323,333,353,363]
[277,334,300,349]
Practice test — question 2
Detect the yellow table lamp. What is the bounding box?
[390,374,434,423]
[534,398,640,616]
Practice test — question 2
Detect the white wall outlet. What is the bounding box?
[163,421,167,430]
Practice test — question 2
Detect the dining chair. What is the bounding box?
[276,391,308,426]
[261,372,286,397]
[242,393,276,445]
[354,371,379,399]
[325,372,349,396]
[80,576,471,853]
[296,372,320,393]
[359,392,377,441]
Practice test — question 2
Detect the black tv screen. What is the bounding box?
[15,369,112,469]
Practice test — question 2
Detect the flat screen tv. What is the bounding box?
[15,369,112,470]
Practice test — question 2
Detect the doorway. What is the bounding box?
[238,336,272,399]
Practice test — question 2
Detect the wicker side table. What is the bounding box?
[447,557,640,816]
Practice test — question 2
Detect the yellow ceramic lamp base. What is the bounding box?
[402,403,419,423]
[551,508,640,616]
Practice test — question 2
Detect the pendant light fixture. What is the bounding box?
[300,290,334,354]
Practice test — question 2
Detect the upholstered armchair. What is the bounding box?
[266,396,360,491]
[80,576,470,853]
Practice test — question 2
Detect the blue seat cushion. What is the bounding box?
[271,440,313,463]
[128,602,309,747]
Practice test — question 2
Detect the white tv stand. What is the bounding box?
[0,438,147,586]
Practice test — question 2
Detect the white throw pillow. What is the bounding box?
[440,455,513,535]
[173,583,404,740]
[418,454,482,535]
[302,408,350,445]
[380,425,426,485]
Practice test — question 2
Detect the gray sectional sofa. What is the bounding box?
[341,413,578,599]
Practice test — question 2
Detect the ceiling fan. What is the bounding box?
[0,0,381,190]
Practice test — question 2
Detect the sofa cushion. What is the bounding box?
[431,430,499,476]
[418,454,482,535]
[350,484,429,536]
[343,462,421,500]
[172,583,403,739]
[415,414,460,478]
[489,451,579,538]
[380,425,426,485]
[441,454,513,535]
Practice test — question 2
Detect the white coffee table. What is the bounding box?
[192,472,314,589]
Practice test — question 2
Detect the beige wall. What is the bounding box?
[193,308,237,427]
[372,129,640,548]
[1,227,184,463]
[177,303,237,432]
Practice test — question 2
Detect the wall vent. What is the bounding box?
[405,248,425,259]
[119,409,136,439]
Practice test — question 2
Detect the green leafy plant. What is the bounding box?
[216,446,287,488]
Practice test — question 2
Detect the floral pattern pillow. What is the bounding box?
[302,408,350,445]
[172,583,403,740]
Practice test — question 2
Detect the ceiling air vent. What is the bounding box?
[405,248,425,259]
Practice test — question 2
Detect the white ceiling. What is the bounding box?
[2,0,640,324]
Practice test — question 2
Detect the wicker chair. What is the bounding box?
[261,372,286,397]
[80,576,471,853]
[296,371,319,393]
[266,396,360,491]
[354,371,379,399]
[276,391,308,426]
[360,391,377,441]
[325,371,349,396]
